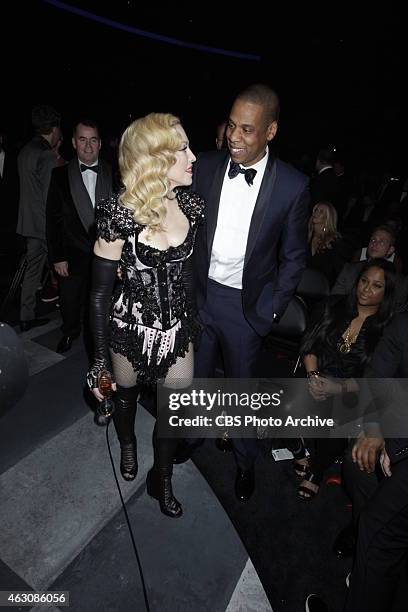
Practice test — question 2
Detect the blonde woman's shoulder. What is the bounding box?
[176,188,205,222]
[95,193,137,242]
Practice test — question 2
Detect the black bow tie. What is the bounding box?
[228,161,257,186]
[80,163,98,173]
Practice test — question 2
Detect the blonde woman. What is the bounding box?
[308,201,346,286]
[87,113,204,518]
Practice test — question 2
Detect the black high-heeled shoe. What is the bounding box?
[289,438,309,478]
[146,467,182,518]
[120,439,138,481]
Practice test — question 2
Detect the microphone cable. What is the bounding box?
[105,419,151,612]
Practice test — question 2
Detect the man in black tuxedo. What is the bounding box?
[46,119,112,353]
[190,84,309,501]
[310,148,341,214]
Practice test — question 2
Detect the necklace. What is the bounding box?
[337,326,358,354]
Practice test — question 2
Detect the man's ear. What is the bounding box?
[266,121,278,142]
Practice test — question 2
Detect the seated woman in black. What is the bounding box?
[292,258,396,500]
[308,201,349,287]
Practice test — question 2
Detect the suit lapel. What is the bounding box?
[68,159,96,233]
[95,159,112,205]
[244,155,277,270]
[206,154,229,261]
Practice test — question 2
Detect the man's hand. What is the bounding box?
[352,432,385,473]
[54,261,69,277]
[380,449,392,477]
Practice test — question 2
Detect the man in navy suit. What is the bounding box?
[190,83,310,500]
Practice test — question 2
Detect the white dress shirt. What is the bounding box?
[79,159,98,207]
[209,150,269,289]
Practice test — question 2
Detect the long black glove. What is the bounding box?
[86,254,118,391]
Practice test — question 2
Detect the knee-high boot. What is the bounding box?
[113,385,139,481]
[146,423,182,518]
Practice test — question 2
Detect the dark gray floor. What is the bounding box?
[192,437,353,612]
[0,325,271,612]
[50,474,248,612]
[0,346,91,472]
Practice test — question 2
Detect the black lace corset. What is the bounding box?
[96,188,205,332]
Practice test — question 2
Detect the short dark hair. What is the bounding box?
[31,105,61,135]
[235,83,280,124]
[317,148,335,165]
[371,224,396,246]
[73,118,100,136]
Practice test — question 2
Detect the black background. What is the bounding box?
[4,1,407,173]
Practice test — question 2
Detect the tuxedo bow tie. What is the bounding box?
[80,163,98,173]
[228,161,257,186]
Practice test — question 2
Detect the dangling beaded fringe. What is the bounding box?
[139,321,182,365]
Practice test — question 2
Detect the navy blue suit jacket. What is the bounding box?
[365,313,408,465]
[191,150,310,337]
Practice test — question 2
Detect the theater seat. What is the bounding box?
[270,295,308,338]
[264,268,329,375]
[296,267,330,302]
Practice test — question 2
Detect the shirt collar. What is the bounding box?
[318,164,333,174]
[229,148,269,173]
[78,158,99,168]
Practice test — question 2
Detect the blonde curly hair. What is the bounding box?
[118,113,183,230]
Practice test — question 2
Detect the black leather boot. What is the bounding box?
[146,466,182,518]
[113,385,139,481]
[147,425,182,518]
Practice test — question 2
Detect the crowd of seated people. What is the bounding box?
[288,258,396,501]
[291,153,408,609]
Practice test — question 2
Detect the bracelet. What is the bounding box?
[86,359,114,391]
[307,370,320,379]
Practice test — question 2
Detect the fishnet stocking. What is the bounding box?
[109,343,194,390]
[163,342,194,389]
[110,350,138,388]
